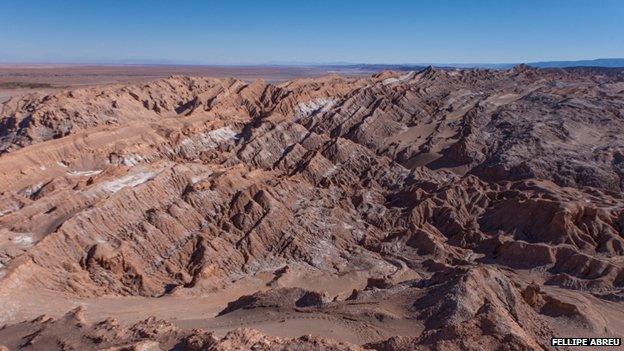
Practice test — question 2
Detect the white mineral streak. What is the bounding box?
[294,98,337,121]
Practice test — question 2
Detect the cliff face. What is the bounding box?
[1,67,623,350]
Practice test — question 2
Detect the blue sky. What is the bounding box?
[1,0,622,64]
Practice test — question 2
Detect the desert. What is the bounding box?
[0,64,623,350]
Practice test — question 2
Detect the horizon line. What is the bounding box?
[1,57,624,68]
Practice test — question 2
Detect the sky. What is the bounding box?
[1,0,623,65]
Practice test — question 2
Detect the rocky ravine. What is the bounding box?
[0,66,623,350]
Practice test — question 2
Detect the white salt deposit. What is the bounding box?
[179,126,239,155]
[122,154,145,166]
[382,71,415,85]
[100,171,156,193]
[294,98,337,121]
[21,182,43,198]
[206,126,239,143]
[0,204,19,217]
[199,126,239,149]
[13,234,34,246]
[190,171,213,185]
[67,170,103,177]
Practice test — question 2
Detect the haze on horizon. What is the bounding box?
[1,0,623,65]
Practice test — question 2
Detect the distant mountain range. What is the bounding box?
[319,58,624,71]
[527,58,624,68]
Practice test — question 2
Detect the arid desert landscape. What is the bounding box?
[0,64,623,350]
